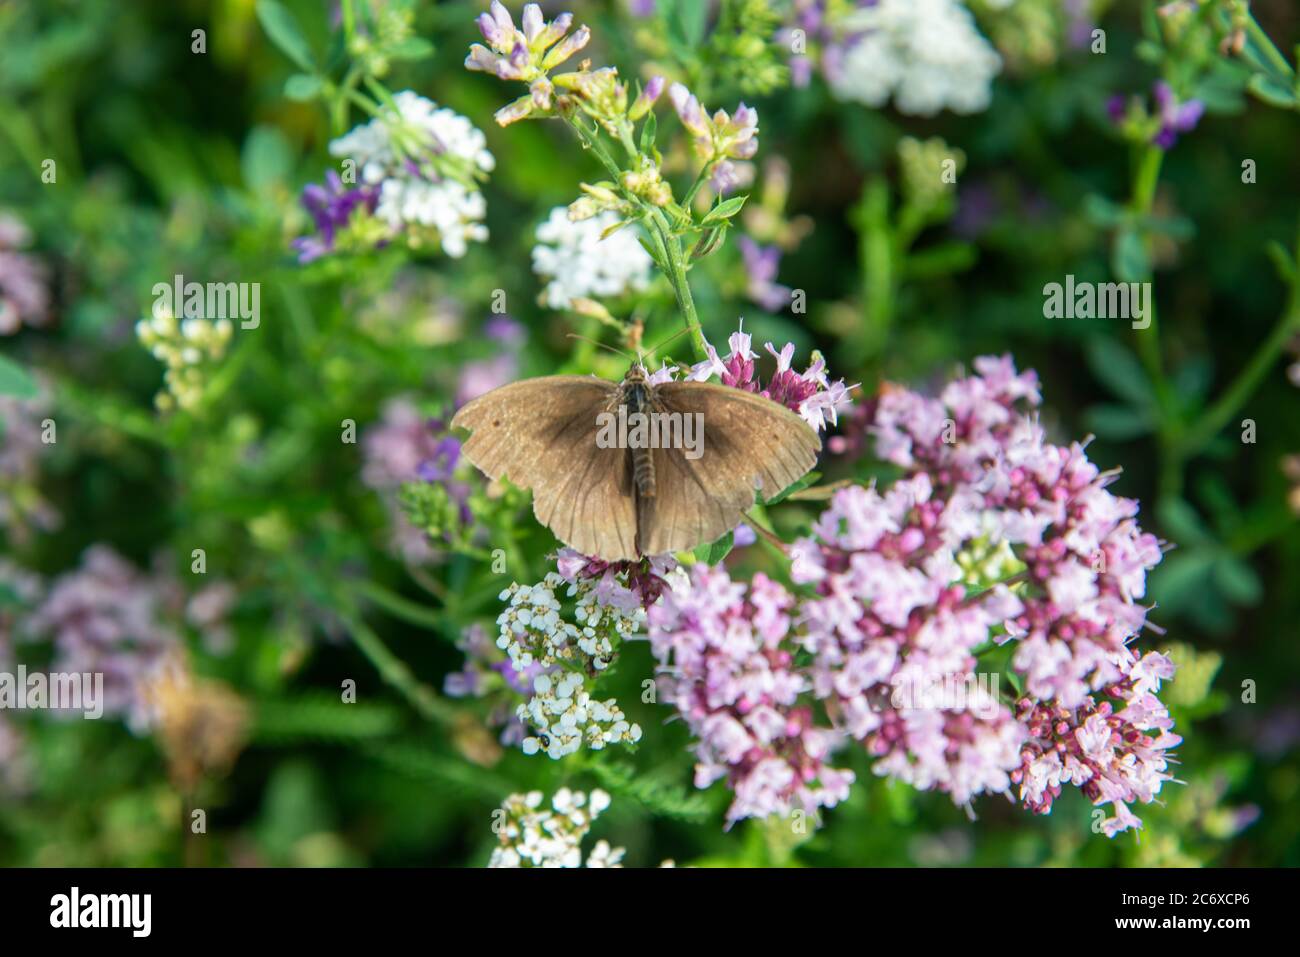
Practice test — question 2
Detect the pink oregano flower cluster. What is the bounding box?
[682,324,854,434]
[648,568,854,826]
[648,355,1180,836]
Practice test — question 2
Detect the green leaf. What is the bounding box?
[1082,193,1127,228]
[1247,72,1298,109]
[283,73,322,101]
[0,354,38,398]
[690,223,728,260]
[1157,498,1214,547]
[1085,337,1155,407]
[1212,556,1262,605]
[1083,403,1154,440]
[364,742,514,799]
[1149,551,1217,613]
[666,0,709,50]
[1112,225,1150,282]
[253,695,404,744]
[585,761,712,823]
[700,195,746,227]
[386,37,434,61]
[639,110,657,154]
[761,471,820,506]
[257,0,315,72]
[694,530,734,565]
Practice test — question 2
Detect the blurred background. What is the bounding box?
[0,0,1297,866]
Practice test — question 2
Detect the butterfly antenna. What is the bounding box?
[566,333,634,361]
[642,327,694,362]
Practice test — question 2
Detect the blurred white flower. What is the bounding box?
[531,207,653,309]
[329,91,494,258]
[827,0,1003,116]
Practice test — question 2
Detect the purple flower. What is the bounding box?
[688,323,854,432]
[22,546,183,729]
[1105,94,1128,125]
[629,75,665,121]
[457,317,525,405]
[291,172,378,263]
[362,399,473,559]
[738,236,793,312]
[669,84,760,165]
[647,565,855,825]
[444,623,538,746]
[795,355,1176,834]
[0,213,50,335]
[465,3,589,83]
[1152,81,1204,149]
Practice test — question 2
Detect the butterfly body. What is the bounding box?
[619,365,657,499]
[450,363,820,561]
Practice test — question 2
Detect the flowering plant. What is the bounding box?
[1,0,1296,871]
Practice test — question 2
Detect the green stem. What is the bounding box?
[341,612,455,724]
[1130,145,1168,391]
[649,211,708,359]
[1177,221,1300,457]
[352,580,444,631]
[330,64,366,134]
[1245,12,1295,78]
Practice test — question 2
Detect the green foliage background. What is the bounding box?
[1,0,1298,866]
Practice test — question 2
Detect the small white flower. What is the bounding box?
[827,0,1002,116]
[531,207,653,309]
[328,91,493,258]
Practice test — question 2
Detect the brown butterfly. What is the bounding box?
[450,363,820,561]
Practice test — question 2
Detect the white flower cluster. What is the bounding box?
[329,91,494,258]
[531,207,653,309]
[135,309,233,412]
[496,573,644,759]
[520,671,642,758]
[488,788,624,868]
[828,0,1003,116]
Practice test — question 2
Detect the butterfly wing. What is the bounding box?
[450,376,641,561]
[637,381,821,555]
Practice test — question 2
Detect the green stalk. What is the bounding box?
[1130,145,1168,392]
[1177,217,1300,457]
[341,612,456,724]
[352,580,444,631]
[649,210,708,359]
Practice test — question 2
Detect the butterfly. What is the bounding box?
[450,363,820,561]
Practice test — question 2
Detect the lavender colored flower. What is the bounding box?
[362,398,472,560]
[1152,81,1204,149]
[467,2,589,81]
[22,546,183,730]
[669,84,760,165]
[292,171,378,263]
[738,236,793,312]
[688,323,854,433]
[647,564,855,826]
[0,212,50,335]
[0,389,60,542]
[629,75,665,121]
[444,622,539,746]
[793,355,1176,834]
